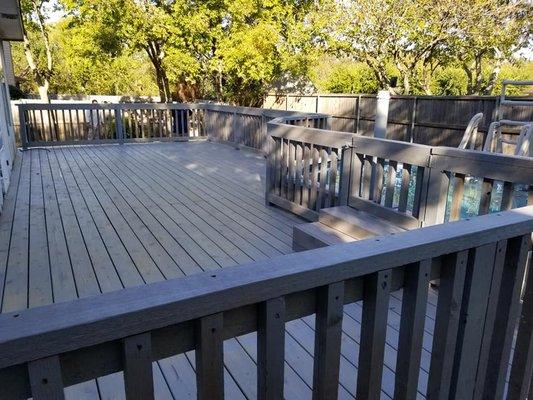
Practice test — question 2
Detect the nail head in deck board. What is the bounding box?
[257,297,286,400]
[195,313,224,400]
[123,332,154,400]
[28,355,65,400]
[357,270,391,400]
[394,259,431,400]
[312,281,345,400]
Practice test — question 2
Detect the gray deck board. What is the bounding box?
[0,142,438,399]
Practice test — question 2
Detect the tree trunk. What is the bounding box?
[484,57,503,95]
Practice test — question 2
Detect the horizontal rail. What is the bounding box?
[0,206,532,399]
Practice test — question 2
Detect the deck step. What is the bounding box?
[293,222,356,252]
[319,205,405,239]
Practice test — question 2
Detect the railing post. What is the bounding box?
[338,145,353,206]
[114,106,124,144]
[374,90,390,139]
[18,106,28,149]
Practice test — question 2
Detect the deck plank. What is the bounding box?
[0,142,439,400]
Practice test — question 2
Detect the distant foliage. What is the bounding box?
[11,0,533,101]
[311,61,379,94]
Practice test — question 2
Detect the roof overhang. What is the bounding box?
[0,0,24,41]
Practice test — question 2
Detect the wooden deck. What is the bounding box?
[0,141,438,399]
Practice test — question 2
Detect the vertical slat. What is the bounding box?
[483,235,530,399]
[501,181,514,211]
[473,240,509,398]
[357,270,391,400]
[310,146,319,210]
[294,143,303,206]
[288,141,295,202]
[422,168,449,226]
[361,154,373,200]
[257,297,286,400]
[394,259,431,400]
[398,163,411,212]
[281,139,288,199]
[328,149,338,207]
[28,355,65,400]
[274,138,282,197]
[316,148,328,211]
[478,178,494,215]
[449,174,466,221]
[427,250,468,400]
[338,147,352,206]
[384,160,397,208]
[449,243,499,399]
[302,143,311,208]
[507,241,533,400]
[373,157,385,204]
[196,313,224,400]
[349,152,363,200]
[123,332,154,400]
[411,166,427,218]
[313,281,345,400]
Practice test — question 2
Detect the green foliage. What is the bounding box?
[12,0,533,101]
[311,60,379,94]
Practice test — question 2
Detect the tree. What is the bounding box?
[324,0,532,95]
[448,0,532,95]
[20,0,56,101]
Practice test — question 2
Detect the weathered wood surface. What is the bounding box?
[264,93,533,147]
[0,141,449,400]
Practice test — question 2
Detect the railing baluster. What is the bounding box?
[309,145,319,210]
[288,141,295,202]
[357,269,391,400]
[373,157,385,204]
[501,181,514,211]
[328,148,338,207]
[294,143,303,206]
[362,154,374,200]
[507,236,533,400]
[385,160,397,208]
[483,235,530,399]
[449,173,466,221]
[257,297,286,400]
[427,250,468,400]
[313,281,345,400]
[196,313,224,400]
[394,259,431,400]
[302,143,311,207]
[398,163,411,212]
[449,242,499,399]
[28,355,65,400]
[316,148,328,211]
[123,332,154,400]
[478,178,494,215]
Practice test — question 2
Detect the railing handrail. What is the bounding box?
[0,206,531,370]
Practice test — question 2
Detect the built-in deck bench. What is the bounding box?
[293,205,406,251]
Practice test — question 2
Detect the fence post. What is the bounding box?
[18,106,28,149]
[374,90,390,139]
[114,106,124,144]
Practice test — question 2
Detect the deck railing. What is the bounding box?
[0,206,531,399]
[266,115,533,222]
[17,102,330,152]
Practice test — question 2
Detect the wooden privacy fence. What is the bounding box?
[264,93,533,147]
[266,116,533,223]
[0,206,531,400]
